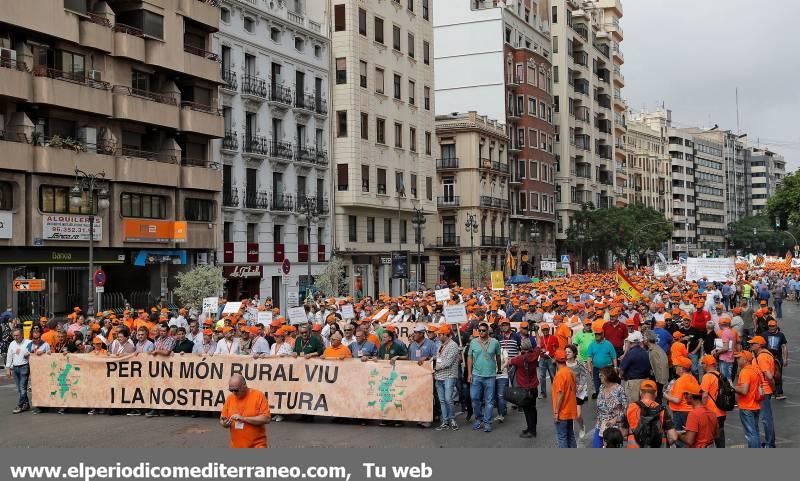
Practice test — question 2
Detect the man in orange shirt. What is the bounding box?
[749,336,776,448]
[220,374,271,448]
[670,331,689,364]
[551,349,577,448]
[663,356,694,431]
[699,355,726,448]
[734,351,762,448]
[678,379,717,448]
[622,380,678,448]
[322,332,352,360]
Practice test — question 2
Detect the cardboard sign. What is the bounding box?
[443,304,467,324]
[288,306,308,325]
[435,288,451,302]
[202,297,218,314]
[491,271,505,290]
[340,304,355,320]
[221,301,242,315]
[540,261,557,272]
[257,311,273,326]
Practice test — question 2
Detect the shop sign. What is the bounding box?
[223,265,263,279]
[43,214,102,241]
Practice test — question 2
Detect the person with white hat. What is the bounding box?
[619,330,650,403]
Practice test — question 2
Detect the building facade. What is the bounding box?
[331,0,437,297]
[748,147,786,216]
[0,0,222,316]
[427,112,510,287]
[214,0,331,308]
[624,115,671,218]
[433,0,557,275]
[551,0,626,251]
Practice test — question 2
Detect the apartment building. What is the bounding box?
[433,1,556,273]
[551,0,625,247]
[624,116,671,218]
[692,128,749,225]
[0,0,223,316]
[214,0,331,307]
[748,147,786,216]
[331,0,436,297]
[427,112,510,287]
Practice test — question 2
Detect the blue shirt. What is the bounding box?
[349,340,378,358]
[587,339,617,368]
[619,345,651,380]
[408,338,438,361]
[653,327,673,353]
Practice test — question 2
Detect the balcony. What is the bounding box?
[437,196,460,209]
[481,236,509,247]
[79,13,112,53]
[605,19,623,39]
[435,236,460,248]
[596,94,612,110]
[309,197,330,215]
[613,67,625,86]
[183,45,221,83]
[509,142,522,153]
[223,187,240,208]
[180,0,220,31]
[32,67,112,116]
[506,74,520,89]
[112,24,146,62]
[180,101,223,137]
[0,134,35,172]
[112,85,179,129]
[243,190,270,211]
[241,75,267,101]
[242,135,269,158]
[314,98,328,118]
[436,158,459,170]
[315,148,329,167]
[507,107,521,121]
[574,51,589,68]
[293,91,316,117]
[271,193,294,213]
[30,136,116,177]
[115,147,180,187]
[0,58,31,101]
[295,144,317,166]
[479,196,510,210]
[180,159,221,192]
[4,0,80,43]
[268,84,293,110]
[572,24,589,41]
[221,130,239,152]
[269,140,294,163]
[221,69,238,92]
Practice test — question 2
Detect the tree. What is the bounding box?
[729,215,797,255]
[767,170,800,229]
[473,261,492,288]
[174,265,225,309]
[314,257,348,298]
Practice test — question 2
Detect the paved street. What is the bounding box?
[2,304,799,448]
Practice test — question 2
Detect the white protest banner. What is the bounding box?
[653,262,684,278]
[340,304,355,320]
[221,301,242,315]
[202,297,218,314]
[288,306,308,325]
[685,257,736,282]
[443,304,467,324]
[540,261,557,272]
[257,311,273,326]
[435,288,451,302]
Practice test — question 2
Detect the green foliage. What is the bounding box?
[314,257,348,298]
[728,215,798,254]
[767,171,800,229]
[174,265,225,309]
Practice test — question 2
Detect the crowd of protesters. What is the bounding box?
[2,264,793,448]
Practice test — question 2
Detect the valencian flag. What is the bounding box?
[505,240,516,272]
[616,265,642,301]
[786,250,793,266]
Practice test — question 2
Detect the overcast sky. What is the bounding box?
[624,0,800,170]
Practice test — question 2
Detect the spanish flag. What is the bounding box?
[616,265,642,301]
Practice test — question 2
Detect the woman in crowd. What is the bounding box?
[507,338,540,438]
[565,343,589,439]
[592,367,628,448]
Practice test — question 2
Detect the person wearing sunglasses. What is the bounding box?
[220,374,271,448]
[466,322,502,432]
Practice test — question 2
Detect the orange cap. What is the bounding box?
[249,326,261,335]
[732,307,742,314]
[735,351,754,361]
[700,354,717,366]
[554,349,567,362]
[719,317,731,326]
[311,324,322,332]
[519,321,529,328]
[673,356,692,369]
[202,329,213,336]
[437,325,451,335]
[640,380,658,392]
[673,331,684,340]
[747,336,766,345]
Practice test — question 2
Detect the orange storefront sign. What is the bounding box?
[122,220,187,243]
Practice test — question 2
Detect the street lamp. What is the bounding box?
[465,213,479,288]
[411,208,426,290]
[70,169,110,314]
[299,197,319,303]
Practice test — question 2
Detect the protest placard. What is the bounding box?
[443,304,467,324]
[202,297,218,314]
[257,311,272,326]
[434,288,450,302]
[340,304,355,320]
[221,301,242,315]
[685,257,736,282]
[287,306,308,325]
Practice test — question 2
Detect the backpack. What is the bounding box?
[633,401,665,448]
[709,372,736,411]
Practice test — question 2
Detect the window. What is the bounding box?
[335,57,347,84]
[424,86,431,110]
[244,16,254,33]
[377,168,387,194]
[396,172,405,194]
[337,163,349,191]
[410,127,417,152]
[359,60,368,87]
[530,193,539,211]
[539,101,546,119]
[184,198,214,222]
[393,25,401,52]
[376,118,386,144]
[542,195,549,213]
[530,161,538,179]
[360,112,369,140]
[426,176,433,200]
[358,8,367,35]
[348,216,357,242]
[314,45,322,58]
[270,27,281,42]
[367,217,375,242]
[374,17,384,44]
[552,5,557,23]
[393,74,402,99]
[294,36,304,51]
[394,123,403,148]
[362,165,370,191]
[384,219,392,243]
[518,159,526,178]
[423,0,429,20]
[121,193,167,219]
[247,223,258,244]
[528,97,537,117]
[334,4,346,31]
[408,80,415,105]
[425,131,432,154]
[410,174,418,197]
[540,132,547,150]
[375,67,385,94]
[540,163,547,181]
[39,185,96,214]
[0,182,12,210]
[408,33,415,58]
[517,128,525,147]
[519,192,526,210]
[401,220,408,243]
[408,0,414,13]
[423,40,430,64]
[220,7,231,23]
[336,111,348,137]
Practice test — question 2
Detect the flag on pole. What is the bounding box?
[616,265,642,301]
[505,240,516,272]
[786,250,793,266]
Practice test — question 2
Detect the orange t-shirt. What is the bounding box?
[41,330,58,349]
[684,405,717,448]
[556,323,572,350]
[668,373,695,412]
[700,372,725,418]
[625,399,667,449]
[322,343,352,359]
[670,342,688,363]
[221,389,271,448]
[753,351,775,395]
[736,365,762,411]
[552,365,578,420]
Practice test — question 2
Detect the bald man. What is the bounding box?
[220,374,271,448]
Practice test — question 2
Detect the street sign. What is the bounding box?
[282,274,290,285]
[13,279,46,292]
[93,268,106,287]
[540,261,557,272]
[560,255,571,263]
[281,258,291,274]
[95,286,104,293]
